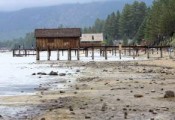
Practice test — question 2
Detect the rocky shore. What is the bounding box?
[0,59,175,120]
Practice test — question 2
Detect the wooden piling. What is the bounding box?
[77,48,80,60]
[119,44,122,59]
[100,48,102,56]
[36,48,40,60]
[133,48,135,59]
[92,47,94,60]
[147,47,150,59]
[129,46,131,56]
[75,50,77,56]
[25,50,27,56]
[62,50,64,56]
[105,47,107,60]
[57,50,60,60]
[160,47,163,58]
[85,48,88,57]
[47,48,50,61]
[13,50,15,57]
[68,49,71,61]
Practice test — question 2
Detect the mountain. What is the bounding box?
[0,0,153,41]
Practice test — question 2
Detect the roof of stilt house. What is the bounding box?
[35,28,81,38]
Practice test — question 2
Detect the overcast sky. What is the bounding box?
[0,0,105,11]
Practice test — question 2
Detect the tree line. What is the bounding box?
[1,0,175,49]
[83,0,175,46]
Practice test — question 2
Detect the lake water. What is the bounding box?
[0,51,143,96]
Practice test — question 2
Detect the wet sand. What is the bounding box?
[0,58,175,120]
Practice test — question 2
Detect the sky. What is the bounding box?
[0,0,105,11]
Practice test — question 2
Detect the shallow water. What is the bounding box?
[0,51,145,96]
[0,52,77,96]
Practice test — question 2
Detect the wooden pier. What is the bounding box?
[35,45,171,60]
[12,49,36,57]
[12,45,172,60]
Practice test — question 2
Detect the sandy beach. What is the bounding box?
[0,56,175,120]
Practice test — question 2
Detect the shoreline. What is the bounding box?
[0,59,174,119]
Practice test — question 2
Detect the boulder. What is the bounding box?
[59,73,66,76]
[164,91,175,98]
[49,71,58,76]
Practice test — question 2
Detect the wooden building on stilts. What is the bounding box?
[80,33,104,47]
[35,28,81,60]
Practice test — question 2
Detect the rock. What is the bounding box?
[76,69,80,72]
[134,94,143,98]
[59,73,66,76]
[85,116,91,119]
[129,78,133,80]
[37,72,47,75]
[164,91,175,98]
[101,103,107,111]
[103,69,108,72]
[49,71,58,76]
[32,73,36,75]
[117,98,120,101]
[60,91,65,93]
[69,106,73,111]
[0,115,2,118]
[149,109,153,113]
[151,90,156,93]
[124,111,128,119]
[41,118,45,120]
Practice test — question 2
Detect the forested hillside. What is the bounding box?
[83,0,175,46]
[0,1,130,41]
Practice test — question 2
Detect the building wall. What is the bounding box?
[80,41,103,47]
[36,37,80,50]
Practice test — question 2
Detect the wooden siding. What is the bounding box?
[36,37,80,50]
[80,41,103,47]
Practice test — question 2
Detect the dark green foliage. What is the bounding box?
[144,0,175,45]
[123,35,128,45]
[83,1,148,45]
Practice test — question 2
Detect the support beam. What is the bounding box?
[36,48,40,60]
[129,46,131,56]
[147,48,150,59]
[105,47,107,60]
[119,50,122,59]
[57,50,60,60]
[92,47,94,60]
[85,48,88,57]
[133,48,135,59]
[47,49,50,61]
[160,47,163,58]
[75,50,77,56]
[77,48,80,60]
[115,47,117,56]
[68,49,71,61]
[13,50,15,57]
